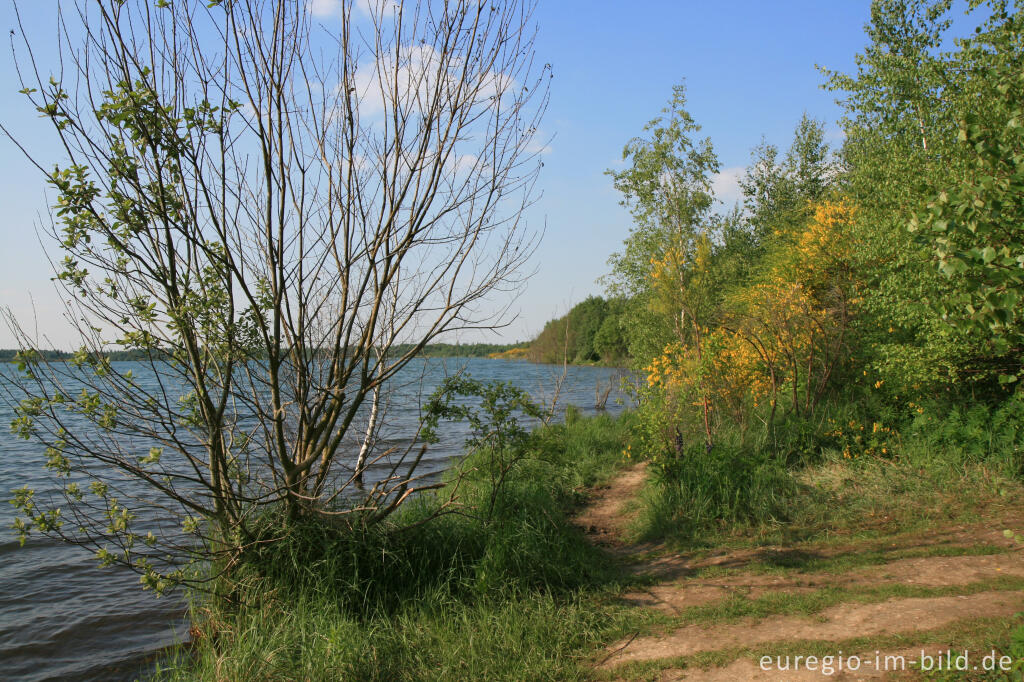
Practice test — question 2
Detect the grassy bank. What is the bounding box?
[629,395,1024,549]
[153,412,648,681]
[151,392,1024,680]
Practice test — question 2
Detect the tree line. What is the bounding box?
[523,296,629,365]
[0,344,523,364]
[554,0,1024,463]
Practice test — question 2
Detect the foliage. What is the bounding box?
[394,343,532,359]
[422,375,544,454]
[1010,619,1024,676]
[603,83,724,368]
[900,394,1024,477]
[602,83,745,449]
[525,295,630,365]
[910,40,1024,381]
[823,0,1024,398]
[740,115,838,248]
[604,83,720,301]
[725,199,857,419]
[421,374,545,524]
[602,4,1024,547]
[627,195,854,464]
[592,78,862,476]
[606,0,1024,492]
[593,299,631,363]
[823,416,901,461]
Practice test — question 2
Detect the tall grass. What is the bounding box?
[634,440,800,545]
[630,392,1024,547]
[152,412,644,681]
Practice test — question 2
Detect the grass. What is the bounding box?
[666,576,1024,628]
[598,396,1024,680]
[164,590,645,681]
[690,541,1013,579]
[629,439,801,546]
[152,411,655,681]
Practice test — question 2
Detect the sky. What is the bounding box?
[0,1,878,349]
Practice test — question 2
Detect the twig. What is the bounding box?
[593,631,640,668]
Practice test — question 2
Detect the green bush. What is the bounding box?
[1010,617,1024,676]
[902,396,1024,476]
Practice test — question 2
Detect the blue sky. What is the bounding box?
[0,1,876,348]
[504,0,872,342]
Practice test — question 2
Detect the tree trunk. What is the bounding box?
[354,382,381,486]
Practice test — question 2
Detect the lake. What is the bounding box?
[0,357,632,681]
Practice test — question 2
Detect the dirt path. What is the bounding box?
[574,465,1024,681]
[573,461,650,556]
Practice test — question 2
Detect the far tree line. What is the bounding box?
[0,343,525,364]
[524,296,629,365]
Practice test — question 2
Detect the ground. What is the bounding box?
[574,462,1024,681]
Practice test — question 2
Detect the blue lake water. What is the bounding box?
[0,357,632,681]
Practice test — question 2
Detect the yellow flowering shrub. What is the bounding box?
[825,417,901,459]
[634,197,859,461]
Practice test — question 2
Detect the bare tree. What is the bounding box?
[3,0,548,592]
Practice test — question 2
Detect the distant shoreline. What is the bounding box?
[0,343,529,363]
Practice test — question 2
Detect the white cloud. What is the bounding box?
[526,138,552,156]
[308,0,340,18]
[450,153,479,174]
[347,43,517,121]
[308,0,375,19]
[711,166,745,208]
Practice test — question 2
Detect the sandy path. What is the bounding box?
[573,464,1024,679]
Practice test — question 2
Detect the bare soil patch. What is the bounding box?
[576,464,1024,678]
[574,461,649,551]
[628,514,1024,582]
[621,550,1024,615]
[603,591,1024,667]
